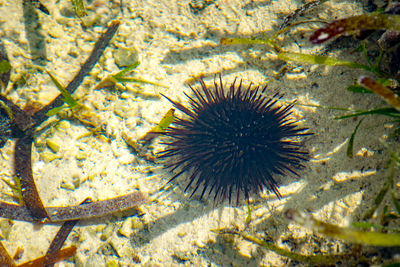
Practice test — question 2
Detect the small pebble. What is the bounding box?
[118,219,132,238]
[46,139,61,153]
[112,47,139,68]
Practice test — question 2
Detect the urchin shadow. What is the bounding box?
[128,183,216,247]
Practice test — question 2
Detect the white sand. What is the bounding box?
[0,0,394,266]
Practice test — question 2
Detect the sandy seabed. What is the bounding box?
[0,0,396,266]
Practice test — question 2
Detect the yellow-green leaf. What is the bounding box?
[278,52,375,73]
[46,70,78,108]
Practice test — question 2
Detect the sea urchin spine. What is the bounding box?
[159,76,310,204]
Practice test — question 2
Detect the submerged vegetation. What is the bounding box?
[0,20,149,266]
[217,1,400,265]
[0,0,399,266]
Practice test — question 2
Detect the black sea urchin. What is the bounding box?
[159,77,310,204]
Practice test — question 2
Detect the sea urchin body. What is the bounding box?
[160,77,310,204]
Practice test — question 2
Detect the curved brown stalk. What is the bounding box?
[31,20,121,126]
[0,192,146,222]
[7,20,122,222]
[14,133,48,220]
[43,220,78,267]
[17,246,77,267]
